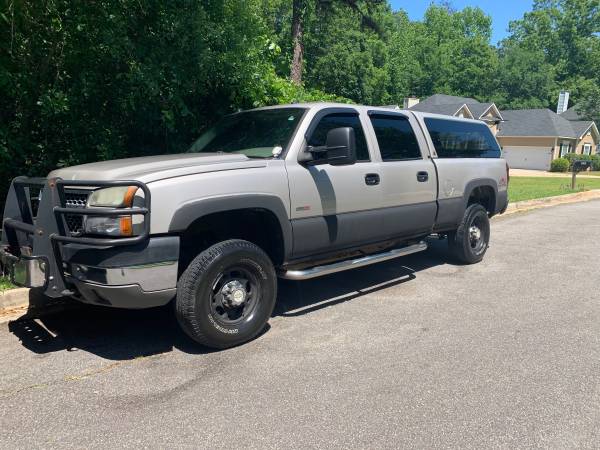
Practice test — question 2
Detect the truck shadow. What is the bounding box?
[8,239,450,360]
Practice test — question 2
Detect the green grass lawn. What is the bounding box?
[0,275,14,292]
[509,176,600,202]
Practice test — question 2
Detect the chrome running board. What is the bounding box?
[279,241,428,280]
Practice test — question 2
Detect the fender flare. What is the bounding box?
[168,194,293,260]
[462,178,498,211]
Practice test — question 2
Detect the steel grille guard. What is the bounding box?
[1,177,151,297]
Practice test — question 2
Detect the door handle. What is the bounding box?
[417,171,429,182]
[365,173,380,186]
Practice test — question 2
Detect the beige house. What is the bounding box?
[497,109,598,170]
[408,95,599,171]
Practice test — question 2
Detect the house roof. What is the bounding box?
[560,104,586,121]
[497,109,581,138]
[409,102,471,117]
[410,94,502,122]
[416,94,479,107]
[468,102,493,118]
[570,120,595,138]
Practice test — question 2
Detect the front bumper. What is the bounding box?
[63,236,179,308]
[1,177,177,308]
[0,239,179,308]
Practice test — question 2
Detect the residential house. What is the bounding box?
[407,94,599,170]
[408,94,503,133]
[497,109,598,170]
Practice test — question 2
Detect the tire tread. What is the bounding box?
[175,239,275,348]
[448,204,489,264]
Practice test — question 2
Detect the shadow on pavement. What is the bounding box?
[8,239,450,360]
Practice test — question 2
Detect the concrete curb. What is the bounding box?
[501,189,600,216]
[0,288,78,324]
[2,189,600,322]
[0,288,31,309]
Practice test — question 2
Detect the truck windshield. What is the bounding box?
[188,108,306,158]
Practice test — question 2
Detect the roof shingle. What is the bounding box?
[416,94,478,106]
[497,109,578,138]
[409,102,470,116]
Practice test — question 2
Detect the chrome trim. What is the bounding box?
[1,247,48,288]
[69,260,178,292]
[13,257,47,288]
[279,241,428,280]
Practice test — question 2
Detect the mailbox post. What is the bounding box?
[571,160,592,189]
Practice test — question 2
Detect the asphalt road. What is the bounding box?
[2,200,600,449]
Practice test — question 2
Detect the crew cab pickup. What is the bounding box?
[1,103,509,348]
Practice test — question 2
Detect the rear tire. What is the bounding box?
[447,204,490,264]
[175,239,277,349]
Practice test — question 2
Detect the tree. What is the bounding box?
[507,0,600,82]
[290,0,305,84]
[493,44,556,109]
[412,5,497,100]
[302,0,390,104]
[0,0,287,206]
[502,0,600,109]
[288,0,384,85]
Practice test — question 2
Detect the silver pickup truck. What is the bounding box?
[1,103,508,348]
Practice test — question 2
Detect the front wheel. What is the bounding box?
[175,239,277,349]
[447,204,490,264]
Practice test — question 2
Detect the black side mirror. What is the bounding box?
[302,127,357,166]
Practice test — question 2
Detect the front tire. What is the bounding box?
[175,239,277,349]
[447,204,490,264]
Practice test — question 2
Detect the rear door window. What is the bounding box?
[369,115,422,161]
[424,118,501,158]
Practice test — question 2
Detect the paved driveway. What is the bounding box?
[2,201,600,449]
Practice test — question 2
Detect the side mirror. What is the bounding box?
[301,127,357,166]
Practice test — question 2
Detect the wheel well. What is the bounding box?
[467,185,495,214]
[178,209,285,273]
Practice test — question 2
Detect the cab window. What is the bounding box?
[369,114,422,161]
[424,118,501,158]
[308,113,370,161]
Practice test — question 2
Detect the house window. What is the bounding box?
[559,141,572,158]
[583,143,592,155]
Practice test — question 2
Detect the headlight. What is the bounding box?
[84,216,134,236]
[84,186,142,237]
[87,186,138,208]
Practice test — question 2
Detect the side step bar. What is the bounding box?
[279,241,428,280]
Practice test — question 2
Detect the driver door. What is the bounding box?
[285,108,383,259]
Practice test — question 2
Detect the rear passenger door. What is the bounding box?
[366,111,438,238]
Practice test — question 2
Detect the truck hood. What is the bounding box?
[48,153,268,183]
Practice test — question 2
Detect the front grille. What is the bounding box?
[64,191,90,234]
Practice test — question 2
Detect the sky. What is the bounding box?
[389,0,534,44]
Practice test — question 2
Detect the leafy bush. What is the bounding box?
[592,154,600,171]
[550,158,570,172]
[562,152,597,170]
[563,152,591,166]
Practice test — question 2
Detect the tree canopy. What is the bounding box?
[1,0,599,204]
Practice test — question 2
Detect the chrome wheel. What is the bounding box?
[468,216,487,255]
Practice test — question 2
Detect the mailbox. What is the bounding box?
[573,160,592,172]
